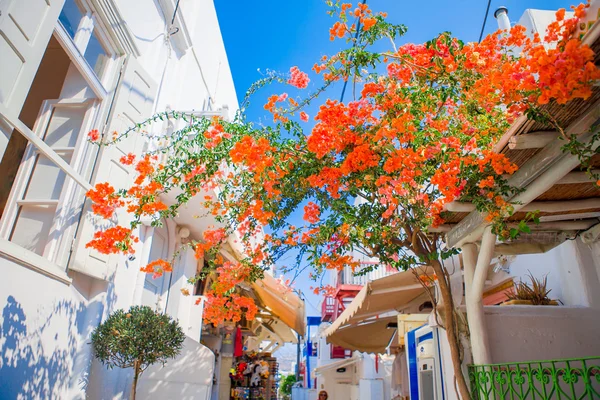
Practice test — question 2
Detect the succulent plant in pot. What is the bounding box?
[503,273,558,306]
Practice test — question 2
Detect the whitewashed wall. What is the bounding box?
[137,337,215,400]
[115,0,238,119]
[485,306,600,363]
[0,1,238,399]
[495,238,600,308]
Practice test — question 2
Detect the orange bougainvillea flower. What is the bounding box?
[361,17,377,31]
[120,153,136,165]
[86,226,138,254]
[83,1,600,332]
[141,259,172,278]
[303,202,321,224]
[86,183,124,219]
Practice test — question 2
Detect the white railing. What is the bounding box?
[334,262,396,287]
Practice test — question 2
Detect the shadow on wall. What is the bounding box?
[0,294,104,399]
[136,337,216,399]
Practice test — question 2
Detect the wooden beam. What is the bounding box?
[556,170,600,184]
[445,198,600,213]
[511,219,598,231]
[435,218,599,235]
[508,131,560,150]
[539,211,600,222]
[447,98,600,248]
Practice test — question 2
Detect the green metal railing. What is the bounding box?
[468,357,600,399]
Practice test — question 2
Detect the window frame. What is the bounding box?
[0,98,101,267]
[0,0,128,279]
[55,0,120,96]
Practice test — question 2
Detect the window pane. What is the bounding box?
[24,153,72,201]
[10,204,56,256]
[84,30,109,78]
[58,0,84,39]
[43,107,85,148]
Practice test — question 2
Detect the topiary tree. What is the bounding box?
[91,306,185,400]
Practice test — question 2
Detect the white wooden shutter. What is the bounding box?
[0,0,65,115]
[69,56,157,280]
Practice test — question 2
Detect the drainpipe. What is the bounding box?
[296,335,301,382]
[494,6,511,31]
[462,226,496,365]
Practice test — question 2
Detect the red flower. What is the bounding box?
[88,129,100,141]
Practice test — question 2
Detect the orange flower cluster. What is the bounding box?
[318,253,360,271]
[204,119,232,149]
[86,183,124,219]
[194,228,228,260]
[140,200,168,215]
[86,225,138,254]
[203,292,258,325]
[141,259,172,278]
[263,94,290,123]
[303,202,321,224]
[201,260,259,325]
[134,155,155,185]
[120,153,136,165]
[230,136,275,174]
[212,261,251,294]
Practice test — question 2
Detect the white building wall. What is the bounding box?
[496,238,600,308]
[0,1,238,399]
[485,305,600,363]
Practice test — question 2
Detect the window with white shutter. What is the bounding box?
[0,0,136,280]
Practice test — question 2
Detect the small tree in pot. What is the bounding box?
[91,306,185,400]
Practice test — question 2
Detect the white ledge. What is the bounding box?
[0,239,72,285]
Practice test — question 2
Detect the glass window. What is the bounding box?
[58,0,84,39]
[84,30,109,78]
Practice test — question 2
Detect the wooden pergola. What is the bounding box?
[434,13,600,365]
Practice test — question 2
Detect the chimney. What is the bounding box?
[494,6,511,31]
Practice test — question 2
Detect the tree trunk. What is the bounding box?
[131,361,141,400]
[431,259,471,400]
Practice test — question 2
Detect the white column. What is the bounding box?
[462,226,495,365]
[169,247,201,340]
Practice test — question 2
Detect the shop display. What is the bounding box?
[230,352,277,400]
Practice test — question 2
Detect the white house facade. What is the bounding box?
[0,0,241,399]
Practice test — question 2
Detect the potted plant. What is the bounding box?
[502,273,558,306]
[91,306,185,400]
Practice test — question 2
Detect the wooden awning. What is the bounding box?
[220,242,306,336]
[251,272,306,336]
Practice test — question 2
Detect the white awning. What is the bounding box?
[313,356,362,375]
[324,267,432,336]
[323,316,398,354]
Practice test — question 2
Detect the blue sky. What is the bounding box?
[214,0,574,317]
